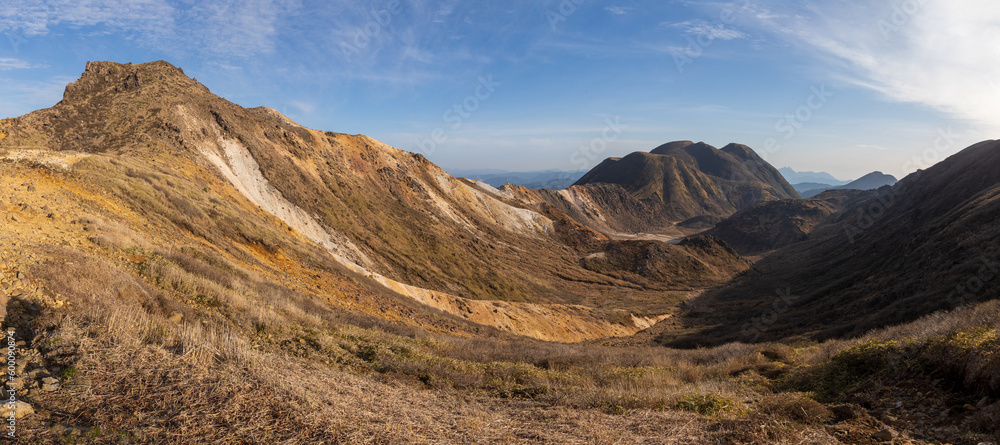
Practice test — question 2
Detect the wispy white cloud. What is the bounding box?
[605,6,631,15]
[289,100,316,115]
[434,0,459,23]
[668,20,746,40]
[739,0,1000,132]
[0,0,296,58]
[0,58,38,70]
[0,0,173,38]
[182,0,298,57]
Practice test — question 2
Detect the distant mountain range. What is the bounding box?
[799,171,898,198]
[448,169,586,190]
[778,167,850,186]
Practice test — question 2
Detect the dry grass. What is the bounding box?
[17,166,999,443]
[18,218,1000,444]
[14,243,846,444]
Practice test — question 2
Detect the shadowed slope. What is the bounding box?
[660,140,1000,346]
[703,190,868,255]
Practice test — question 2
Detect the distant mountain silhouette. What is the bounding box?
[800,171,898,198]
[778,167,849,186]
[792,182,835,194]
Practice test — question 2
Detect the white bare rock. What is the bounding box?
[3,401,34,418]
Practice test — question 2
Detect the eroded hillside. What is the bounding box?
[0,61,754,343]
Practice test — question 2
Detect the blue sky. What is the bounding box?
[1,1,998,180]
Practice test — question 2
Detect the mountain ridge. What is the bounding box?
[572,141,799,222]
[800,171,898,198]
[778,166,849,186]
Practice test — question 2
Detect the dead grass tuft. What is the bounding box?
[756,392,833,425]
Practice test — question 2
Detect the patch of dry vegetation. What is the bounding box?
[7,169,996,443]
[777,300,1000,443]
[6,241,844,444]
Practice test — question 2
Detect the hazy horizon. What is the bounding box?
[2,1,998,180]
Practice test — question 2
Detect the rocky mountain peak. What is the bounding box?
[61,60,203,105]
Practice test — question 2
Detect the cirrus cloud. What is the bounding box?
[737,0,1000,133]
[668,20,746,41]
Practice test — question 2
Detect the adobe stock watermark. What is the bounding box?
[760,85,834,161]
[902,127,960,172]
[414,75,501,156]
[339,1,403,57]
[947,255,999,309]
[567,116,628,173]
[878,0,928,39]
[547,0,587,30]
[842,127,960,243]
[5,329,15,439]
[673,0,750,73]
[740,287,798,343]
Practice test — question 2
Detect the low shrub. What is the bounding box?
[675,394,738,416]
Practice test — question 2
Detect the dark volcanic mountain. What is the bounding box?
[661,140,1000,346]
[702,189,868,255]
[573,141,799,222]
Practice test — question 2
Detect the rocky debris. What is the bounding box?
[861,378,1000,445]
[871,428,893,441]
[8,401,34,418]
[40,377,59,392]
[169,311,184,324]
